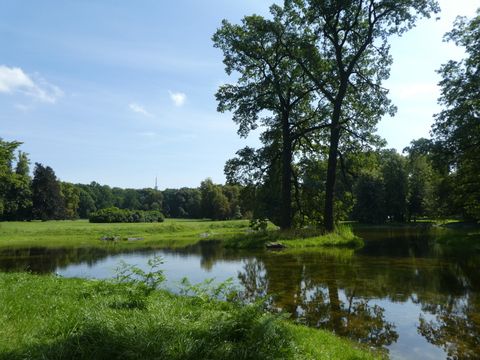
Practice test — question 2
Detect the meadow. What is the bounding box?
[0,219,360,250]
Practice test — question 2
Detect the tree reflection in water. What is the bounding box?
[237,254,398,353]
[418,295,480,360]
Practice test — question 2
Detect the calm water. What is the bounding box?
[1,228,479,359]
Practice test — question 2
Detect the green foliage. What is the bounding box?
[431,9,480,221]
[353,172,386,224]
[0,140,32,220]
[226,224,362,249]
[112,256,166,308]
[78,189,97,218]
[89,207,165,223]
[200,178,240,220]
[407,155,435,220]
[179,277,239,303]
[249,218,269,232]
[0,273,378,360]
[31,163,66,221]
[60,182,80,219]
[381,150,408,222]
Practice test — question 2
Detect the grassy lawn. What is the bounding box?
[0,272,379,360]
[0,219,252,249]
[0,219,361,250]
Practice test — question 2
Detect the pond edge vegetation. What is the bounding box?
[0,267,380,360]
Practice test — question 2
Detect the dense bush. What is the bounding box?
[89,207,164,223]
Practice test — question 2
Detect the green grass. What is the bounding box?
[0,220,363,251]
[0,272,379,360]
[0,219,252,250]
[225,224,363,249]
[279,225,362,249]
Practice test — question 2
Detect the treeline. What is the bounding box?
[0,136,477,224]
[227,142,479,226]
[0,141,245,221]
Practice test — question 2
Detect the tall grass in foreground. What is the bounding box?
[0,271,379,360]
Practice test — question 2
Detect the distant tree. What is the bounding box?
[0,139,21,217]
[138,188,163,211]
[199,179,234,220]
[232,205,243,220]
[15,151,30,176]
[212,187,231,220]
[181,188,202,218]
[88,182,114,210]
[0,141,32,220]
[7,152,32,220]
[122,189,141,210]
[77,189,96,218]
[31,163,65,220]
[431,9,480,221]
[381,150,408,222]
[60,182,80,219]
[200,179,216,219]
[353,172,385,224]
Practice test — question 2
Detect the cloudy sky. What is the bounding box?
[0,0,478,189]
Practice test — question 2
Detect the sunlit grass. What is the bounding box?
[0,272,379,360]
[225,224,363,249]
[0,220,364,251]
[0,219,252,250]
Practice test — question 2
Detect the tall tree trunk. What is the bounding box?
[324,125,340,232]
[281,112,293,229]
[324,80,347,232]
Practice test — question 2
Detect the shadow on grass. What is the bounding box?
[1,307,293,360]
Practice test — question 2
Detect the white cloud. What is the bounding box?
[129,102,153,117]
[0,65,63,103]
[169,91,186,107]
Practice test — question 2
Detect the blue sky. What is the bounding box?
[0,0,478,189]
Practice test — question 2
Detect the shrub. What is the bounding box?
[89,207,165,223]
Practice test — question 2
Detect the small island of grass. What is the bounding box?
[225,224,362,250]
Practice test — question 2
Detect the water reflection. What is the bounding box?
[237,253,398,354]
[0,247,114,273]
[0,228,479,359]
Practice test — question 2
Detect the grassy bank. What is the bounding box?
[0,220,362,251]
[225,225,362,249]
[0,219,252,250]
[0,272,378,360]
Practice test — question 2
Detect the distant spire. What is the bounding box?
[154,176,158,190]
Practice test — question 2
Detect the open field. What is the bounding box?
[0,272,379,360]
[0,219,360,250]
[0,219,252,249]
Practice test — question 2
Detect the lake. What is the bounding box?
[1,227,478,359]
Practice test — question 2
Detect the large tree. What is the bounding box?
[280,0,439,230]
[431,9,480,221]
[214,13,322,229]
